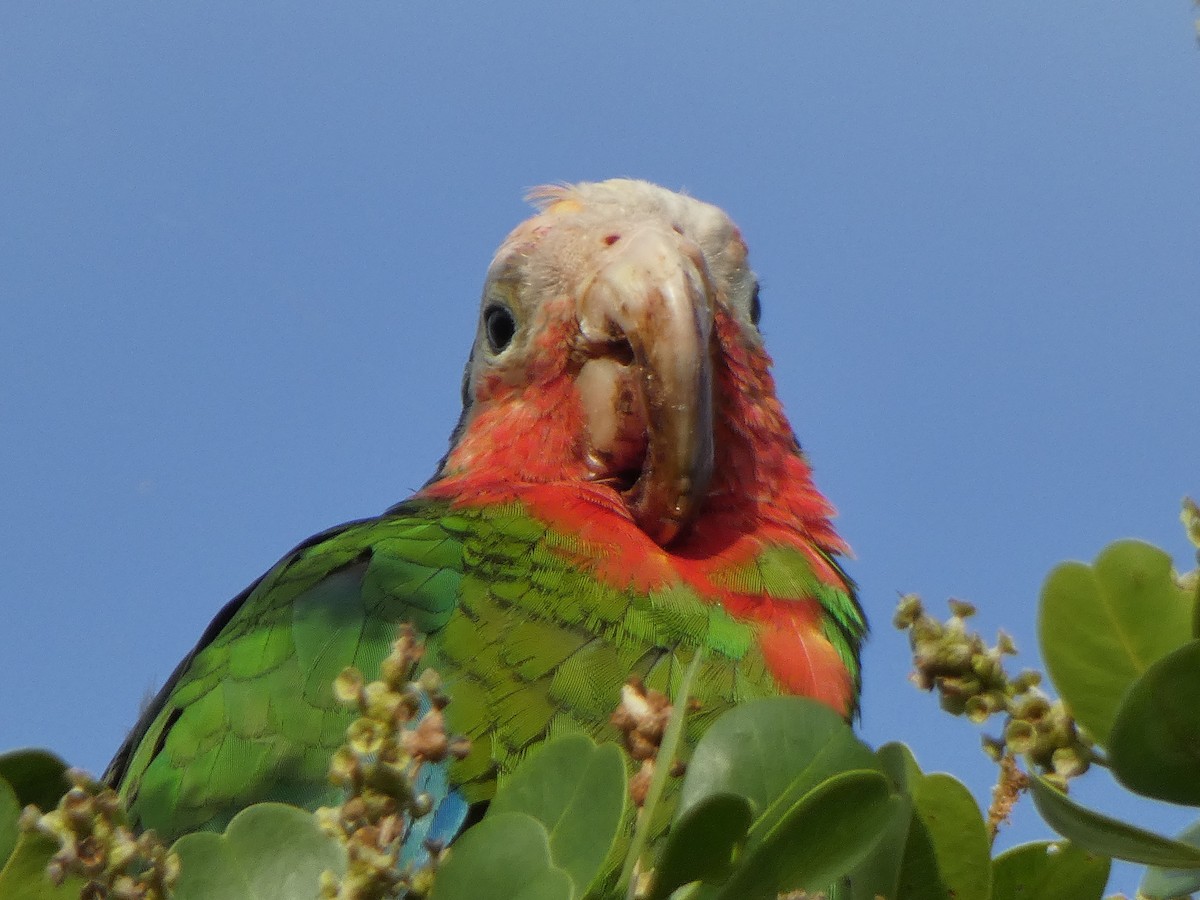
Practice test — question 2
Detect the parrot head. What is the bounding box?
[426,179,841,563]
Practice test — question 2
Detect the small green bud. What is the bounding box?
[981,735,1006,762]
[380,654,410,687]
[1011,670,1042,693]
[1005,720,1036,754]
[893,594,925,628]
[947,599,976,619]
[348,718,386,755]
[417,668,443,694]
[329,746,361,786]
[1014,694,1051,723]
[965,695,993,723]
[334,667,365,703]
[1051,747,1088,780]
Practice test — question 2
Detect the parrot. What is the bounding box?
[103,179,866,859]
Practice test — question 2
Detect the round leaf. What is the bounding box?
[1109,639,1200,804]
[0,830,85,900]
[490,734,626,894]
[991,841,1110,900]
[1039,541,1192,746]
[904,772,991,900]
[714,770,897,899]
[1029,774,1200,867]
[0,751,70,811]
[836,792,914,900]
[870,744,990,900]
[876,741,922,793]
[172,802,345,900]
[430,811,573,900]
[0,777,19,870]
[679,697,878,824]
[1139,817,1200,899]
[648,792,753,899]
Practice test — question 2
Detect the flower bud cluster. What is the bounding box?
[22,768,178,899]
[610,677,689,807]
[318,624,470,900]
[895,595,1093,789]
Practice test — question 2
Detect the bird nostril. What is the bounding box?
[604,334,635,366]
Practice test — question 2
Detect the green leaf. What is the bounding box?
[172,802,345,900]
[490,734,626,896]
[991,841,1110,899]
[836,792,914,900]
[869,743,991,900]
[0,830,84,900]
[620,648,705,893]
[902,772,991,900]
[430,811,573,900]
[648,793,753,899]
[1108,639,1200,804]
[712,770,896,899]
[1039,540,1192,746]
[1140,818,1200,899]
[678,696,879,825]
[877,741,923,793]
[0,777,19,871]
[0,751,70,811]
[1028,774,1200,867]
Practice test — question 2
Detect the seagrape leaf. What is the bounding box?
[869,742,990,900]
[671,696,887,897]
[678,696,879,825]
[833,791,913,900]
[1039,540,1191,747]
[711,770,896,899]
[1029,774,1200,868]
[171,802,345,900]
[429,811,573,900]
[489,734,626,895]
[0,750,70,811]
[991,841,1109,900]
[1108,639,1200,804]
[0,776,19,871]
[1140,818,1200,899]
[877,741,923,793]
[902,772,991,900]
[647,792,753,900]
[0,830,84,900]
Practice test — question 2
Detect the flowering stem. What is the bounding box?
[619,648,705,900]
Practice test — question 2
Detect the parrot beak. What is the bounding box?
[577,228,716,546]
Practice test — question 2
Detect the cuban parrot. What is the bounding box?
[104,179,866,858]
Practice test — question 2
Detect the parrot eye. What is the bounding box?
[484,304,517,353]
[749,283,762,326]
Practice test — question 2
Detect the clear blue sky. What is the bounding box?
[3,4,1198,894]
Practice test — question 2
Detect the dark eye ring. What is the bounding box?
[484,304,517,353]
[749,283,762,326]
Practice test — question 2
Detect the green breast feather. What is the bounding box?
[107,499,787,840]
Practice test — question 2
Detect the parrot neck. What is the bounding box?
[423,311,846,569]
[419,319,857,713]
[423,312,845,576]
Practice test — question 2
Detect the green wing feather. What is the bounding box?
[106,498,842,841]
[105,501,464,837]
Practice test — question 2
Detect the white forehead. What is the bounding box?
[530,179,734,251]
[526,179,753,304]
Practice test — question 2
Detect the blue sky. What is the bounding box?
[3,3,1198,894]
